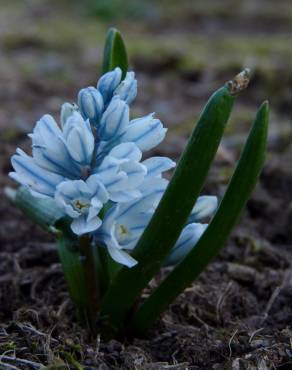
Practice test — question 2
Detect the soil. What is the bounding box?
[1,1,292,369]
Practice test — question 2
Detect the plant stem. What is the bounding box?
[56,234,88,324]
[57,234,102,333]
[78,236,101,332]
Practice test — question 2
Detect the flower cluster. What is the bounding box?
[10,68,217,267]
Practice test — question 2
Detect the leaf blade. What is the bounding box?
[102,27,128,77]
[131,101,269,333]
[100,83,239,335]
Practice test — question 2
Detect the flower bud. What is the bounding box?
[121,113,166,151]
[114,71,137,104]
[78,87,104,125]
[60,102,78,128]
[97,67,122,105]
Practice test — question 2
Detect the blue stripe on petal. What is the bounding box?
[97,67,122,105]
[164,223,207,266]
[11,153,64,196]
[122,115,167,152]
[107,245,138,267]
[114,72,137,105]
[189,196,218,222]
[109,142,142,162]
[78,87,104,125]
[99,97,129,141]
[143,157,176,177]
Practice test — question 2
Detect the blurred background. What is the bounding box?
[1,0,292,158]
[1,0,292,240]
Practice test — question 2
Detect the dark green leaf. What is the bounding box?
[102,28,128,78]
[131,102,269,333]
[100,82,240,335]
[56,235,87,320]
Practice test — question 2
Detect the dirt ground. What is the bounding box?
[1,0,292,369]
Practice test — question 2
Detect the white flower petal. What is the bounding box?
[71,215,102,235]
[109,142,142,162]
[56,180,90,200]
[30,115,81,178]
[10,152,64,197]
[119,161,147,189]
[33,114,62,141]
[121,114,167,151]
[189,196,218,222]
[107,245,138,267]
[66,126,94,165]
[97,67,122,104]
[78,86,104,124]
[86,175,109,203]
[60,102,79,128]
[99,96,129,140]
[143,157,176,178]
[109,189,141,203]
[114,71,137,104]
[138,176,168,195]
[164,223,207,266]
[100,170,128,192]
[87,206,100,221]
[117,190,160,218]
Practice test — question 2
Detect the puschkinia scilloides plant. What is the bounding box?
[6,28,269,337]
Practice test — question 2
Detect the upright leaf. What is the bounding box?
[56,234,88,323]
[99,71,250,336]
[131,102,269,333]
[102,27,128,77]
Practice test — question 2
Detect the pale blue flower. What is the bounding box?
[97,67,122,105]
[62,112,95,166]
[10,112,95,197]
[113,71,137,104]
[189,195,218,223]
[165,196,217,266]
[78,87,104,125]
[95,143,147,203]
[142,156,176,178]
[95,111,167,163]
[60,102,79,128]
[98,96,129,141]
[31,112,94,177]
[9,68,196,241]
[10,148,65,198]
[97,68,137,106]
[77,70,164,162]
[95,182,217,268]
[30,114,81,178]
[9,66,218,255]
[95,187,164,267]
[55,175,108,235]
[121,113,167,152]
[94,158,175,266]
[163,223,207,266]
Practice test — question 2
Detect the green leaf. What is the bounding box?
[102,28,128,78]
[6,186,65,232]
[131,101,269,333]
[99,78,245,336]
[56,234,87,320]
